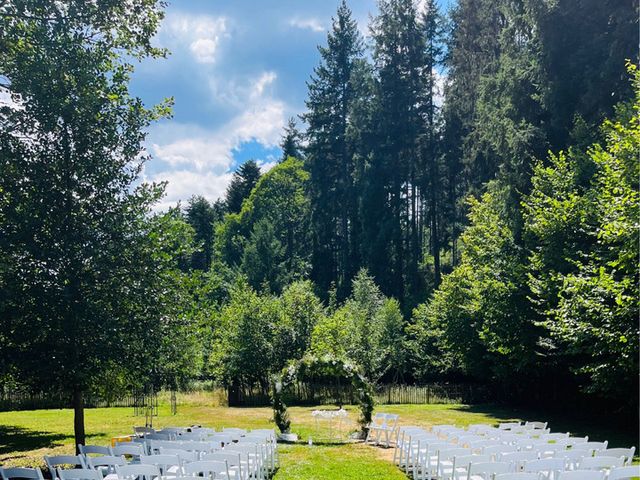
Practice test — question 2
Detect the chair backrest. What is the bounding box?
[143,434,172,441]
[437,447,470,462]
[111,444,144,458]
[483,444,518,460]
[524,457,566,474]
[45,456,87,476]
[208,433,233,447]
[579,441,608,451]
[579,456,624,470]
[557,471,604,480]
[557,437,588,448]
[596,447,635,465]
[499,451,539,462]
[78,446,110,457]
[0,468,45,480]
[499,422,522,430]
[467,461,509,478]
[134,427,155,436]
[541,433,569,441]
[525,421,548,430]
[225,444,259,455]
[57,469,102,480]
[176,441,215,453]
[87,456,126,471]
[139,455,182,475]
[157,448,199,463]
[182,461,228,477]
[114,464,160,480]
[202,451,241,463]
[495,474,540,480]
[608,465,640,480]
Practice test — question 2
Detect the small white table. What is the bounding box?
[311,408,349,441]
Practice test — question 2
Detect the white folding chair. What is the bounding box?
[45,456,87,480]
[559,449,589,470]
[0,468,45,480]
[222,428,247,442]
[226,444,264,480]
[524,457,566,480]
[467,461,510,480]
[579,456,624,472]
[609,465,640,480]
[499,451,540,472]
[525,422,548,430]
[139,455,182,476]
[157,448,199,464]
[596,447,635,465]
[578,441,608,452]
[483,444,518,461]
[556,437,588,449]
[452,454,491,479]
[201,452,243,480]
[413,439,449,480]
[557,471,604,480]
[114,465,160,480]
[110,445,145,463]
[87,455,126,480]
[57,469,102,480]
[79,446,111,457]
[435,447,472,479]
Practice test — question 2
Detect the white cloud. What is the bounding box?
[150,169,234,211]
[251,71,277,99]
[257,157,278,173]
[288,17,325,33]
[146,71,287,209]
[161,14,228,64]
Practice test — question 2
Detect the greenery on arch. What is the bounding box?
[271,355,375,437]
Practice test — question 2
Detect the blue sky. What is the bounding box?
[131,0,451,210]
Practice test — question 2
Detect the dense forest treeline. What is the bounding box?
[174,0,639,412]
[0,0,637,441]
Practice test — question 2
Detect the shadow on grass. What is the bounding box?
[0,425,71,455]
[451,404,639,449]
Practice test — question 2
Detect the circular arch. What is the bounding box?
[271,355,374,437]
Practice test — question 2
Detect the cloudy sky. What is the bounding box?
[131,0,452,210]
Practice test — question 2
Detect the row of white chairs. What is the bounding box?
[0,427,277,480]
[393,422,637,480]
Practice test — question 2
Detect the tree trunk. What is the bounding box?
[73,388,86,452]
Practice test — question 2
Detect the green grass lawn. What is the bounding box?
[0,396,637,479]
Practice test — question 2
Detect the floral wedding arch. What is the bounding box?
[271,355,375,437]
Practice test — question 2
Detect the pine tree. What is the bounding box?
[225,160,262,213]
[303,0,365,298]
[366,0,431,307]
[185,195,220,271]
[419,0,446,288]
[280,117,303,161]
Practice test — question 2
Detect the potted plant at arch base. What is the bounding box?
[272,381,298,442]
